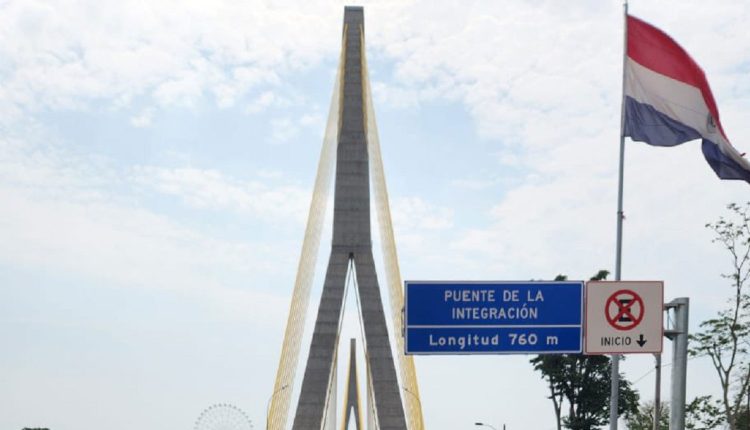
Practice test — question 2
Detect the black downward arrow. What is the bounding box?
[636,334,647,347]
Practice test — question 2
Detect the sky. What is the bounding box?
[1,0,750,429]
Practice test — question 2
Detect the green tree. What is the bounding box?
[532,352,565,430]
[685,395,724,429]
[625,400,669,430]
[626,396,723,430]
[690,202,750,430]
[734,405,750,430]
[531,271,640,430]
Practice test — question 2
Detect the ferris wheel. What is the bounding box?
[194,403,254,430]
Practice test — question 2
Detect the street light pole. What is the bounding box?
[475,422,500,430]
[266,384,288,430]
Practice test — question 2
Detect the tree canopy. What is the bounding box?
[530,271,639,430]
[690,202,750,430]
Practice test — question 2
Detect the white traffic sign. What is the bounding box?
[584,281,663,354]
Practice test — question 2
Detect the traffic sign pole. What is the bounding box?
[666,298,689,430]
[612,1,629,428]
[653,353,661,430]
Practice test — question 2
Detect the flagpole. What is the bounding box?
[610,0,628,429]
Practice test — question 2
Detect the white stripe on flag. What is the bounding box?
[624,58,719,143]
[625,57,750,170]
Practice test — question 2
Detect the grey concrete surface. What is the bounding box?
[291,6,407,430]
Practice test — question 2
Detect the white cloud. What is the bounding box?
[245,91,279,113]
[129,107,155,127]
[269,109,325,143]
[450,178,499,190]
[392,196,454,231]
[245,89,306,114]
[299,112,323,128]
[0,128,300,328]
[0,0,341,121]
[132,165,310,222]
[371,81,421,109]
[270,117,300,143]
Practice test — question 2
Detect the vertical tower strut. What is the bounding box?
[341,339,364,430]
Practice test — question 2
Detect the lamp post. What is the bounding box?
[266,384,288,430]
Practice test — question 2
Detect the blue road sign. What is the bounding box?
[404,281,583,354]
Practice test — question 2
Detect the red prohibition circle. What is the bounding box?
[605,289,644,331]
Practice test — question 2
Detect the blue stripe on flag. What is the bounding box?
[625,96,750,182]
[702,140,750,182]
[623,96,701,147]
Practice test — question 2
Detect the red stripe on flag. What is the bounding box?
[626,15,725,138]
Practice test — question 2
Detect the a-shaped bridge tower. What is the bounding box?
[266,6,424,430]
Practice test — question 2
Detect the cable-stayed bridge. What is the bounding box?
[266,6,424,430]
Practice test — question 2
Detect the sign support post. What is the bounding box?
[665,298,689,430]
[653,353,662,430]
[611,0,630,427]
